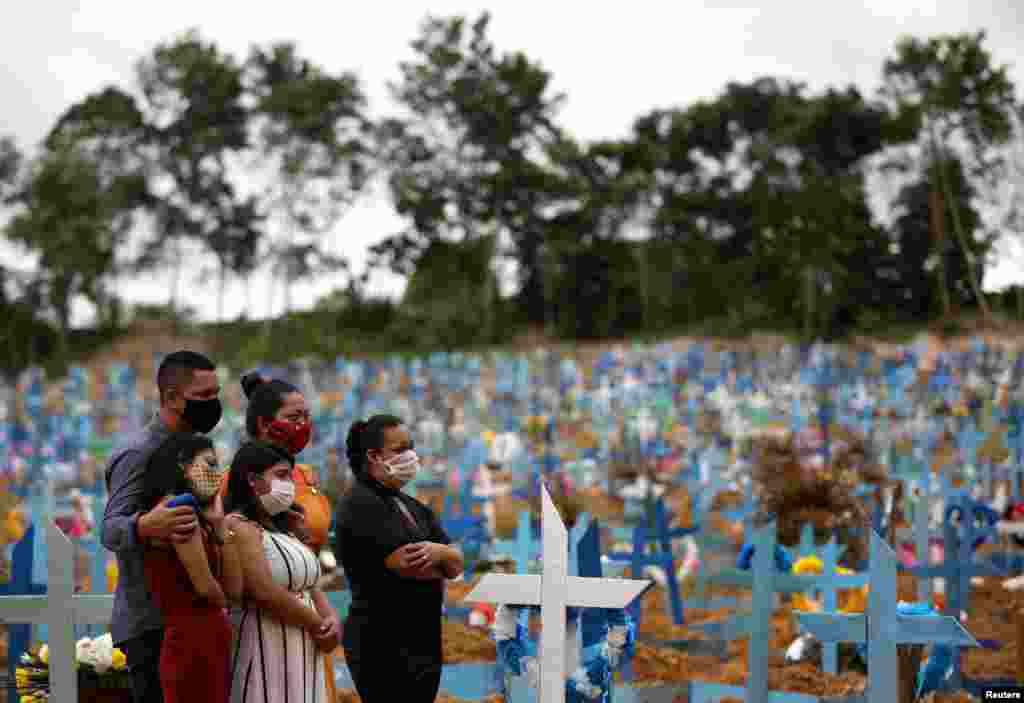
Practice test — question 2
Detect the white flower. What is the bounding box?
[492,605,519,641]
[90,633,114,674]
[76,637,97,668]
[523,656,540,689]
[569,667,602,699]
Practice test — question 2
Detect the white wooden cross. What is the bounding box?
[463,485,651,703]
[0,521,114,703]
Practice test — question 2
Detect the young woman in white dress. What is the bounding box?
[222,441,337,703]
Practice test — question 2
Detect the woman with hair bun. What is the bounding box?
[218,372,341,700]
[335,414,464,703]
[231,372,333,573]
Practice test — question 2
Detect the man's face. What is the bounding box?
[171,370,220,412]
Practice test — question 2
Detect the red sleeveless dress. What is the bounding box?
[144,529,232,703]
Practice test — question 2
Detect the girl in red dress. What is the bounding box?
[142,434,243,703]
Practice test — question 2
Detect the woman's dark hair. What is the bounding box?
[240,372,303,439]
[143,433,216,531]
[345,414,404,477]
[224,440,307,540]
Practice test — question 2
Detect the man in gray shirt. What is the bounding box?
[101,350,223,703]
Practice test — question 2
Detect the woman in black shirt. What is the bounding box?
[335,414,464,702]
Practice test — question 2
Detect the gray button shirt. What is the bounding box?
[101,413,177,646]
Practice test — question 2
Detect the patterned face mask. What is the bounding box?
[185,453,223,504]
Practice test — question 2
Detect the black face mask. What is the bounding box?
[181,397,223,434]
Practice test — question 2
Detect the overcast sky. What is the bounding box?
[3,0,1024,327]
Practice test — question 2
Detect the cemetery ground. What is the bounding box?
[12,317,1024,701]
[0,491,1014,702]
[331,489,1016,703]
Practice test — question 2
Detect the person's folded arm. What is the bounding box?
[342,501,440,581]
[101,450,146,554]
[437,544,464,579]
[384,548,446,581]
[428,509,463,580]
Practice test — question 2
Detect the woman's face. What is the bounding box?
[184,447,222,503]
[367,425,413,488]
[257,392,310,438]
[250,461,294,496]
[257,392,312,455]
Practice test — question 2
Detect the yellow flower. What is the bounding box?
[21,695,36,703]
[111,649,127,671]
[792,555,824,576]
[38,645,48,665]
[5,510,25,543]
[106,558,119,592]
[791,593,821,612]
[837,584,869,614]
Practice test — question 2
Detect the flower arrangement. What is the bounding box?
[15,634,130,702]
[789,555,868,614]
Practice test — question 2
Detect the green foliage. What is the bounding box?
[246,42,374,314]
[5,142,146,354]
[1,23,1021,378]
[374,12,568,324]
[401,235,502,349]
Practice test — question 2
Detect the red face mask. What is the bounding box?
[267,418,312,455]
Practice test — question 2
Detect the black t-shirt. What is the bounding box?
[335,474,451,662]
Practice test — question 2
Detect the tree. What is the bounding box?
[4,141,147,357]
[400,234,501,349]
[541,136,651,337]
[0,137,56,378]
[881,31,1019,317]
[629,79,893,336]
[245,43,374,318]
[0,136,21,200]
[51,31,264,322]
[890,150,990,317]
[373,12,568,326]
[137,31,263,321]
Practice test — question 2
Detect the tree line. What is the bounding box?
[2,14,1023,376]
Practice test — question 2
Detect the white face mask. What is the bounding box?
[259,479,295,516]
[381,449,420,484]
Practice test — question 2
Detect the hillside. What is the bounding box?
[67,313,1024,390]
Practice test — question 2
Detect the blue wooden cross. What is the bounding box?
[696,522,778,703]
[489,511,540,575]
[719,475,757,529]
[604,498,688,625]
[908,492,1004,693]
[783,523,848,565]
[441,514,491,576]
[1,524,48,703]
[798,531,979,703]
